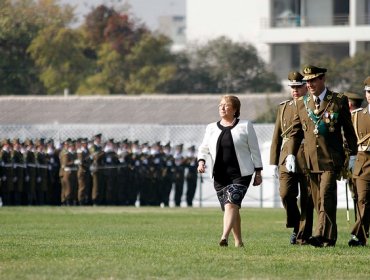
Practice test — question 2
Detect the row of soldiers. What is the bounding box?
[0,134,199,207]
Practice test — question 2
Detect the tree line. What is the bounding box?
[0,0,281,95]
[0,1,369,96]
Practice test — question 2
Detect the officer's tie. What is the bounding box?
[315,97,320,106]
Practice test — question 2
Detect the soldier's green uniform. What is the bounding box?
[59,140,69,205]
[61,141,78,206]
[76,138,91,205]
[270,71,313,244]
[348,76,370,246]
[287,65,357,247]
[90,134,105,205]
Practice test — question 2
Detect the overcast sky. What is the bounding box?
[61,0,185,30]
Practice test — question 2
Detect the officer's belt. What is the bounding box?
[358,145,370,152]
[64,167,78,172]
[13,163,26,168]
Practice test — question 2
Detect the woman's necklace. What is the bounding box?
[220,118,236,127]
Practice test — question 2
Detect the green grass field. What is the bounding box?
[0,206,369,280]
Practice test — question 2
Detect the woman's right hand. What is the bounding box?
[197,161,206,173]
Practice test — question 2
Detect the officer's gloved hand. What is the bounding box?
[285,154,296,173]
[348,155,356,172]
[271,165,279,179]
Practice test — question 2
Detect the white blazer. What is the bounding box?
[197,120,263,178]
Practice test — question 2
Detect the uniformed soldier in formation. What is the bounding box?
[60,140,78,205]
[12,138,24,205]
[116,139,130,205]
[185,145,198,207]
[159,142,174,207]
[270,71,313,244]
[173,144,186,207]
[59,139,69,205]
[285,65,357,247]
[103,138,120,205]
[35,138,49,205]
[0,139,13,205]
[347,76,370,247]
[23,139,37,205]
[46,139,61,205]
[76,138,91,205]
[90,133,105,205]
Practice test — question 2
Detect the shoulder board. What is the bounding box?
[337,92,344,98]
[351,108,363,114]
[279,100,290,105]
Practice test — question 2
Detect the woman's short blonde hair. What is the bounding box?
[221,95,241,118]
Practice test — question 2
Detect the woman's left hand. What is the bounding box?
[253,173,262,186]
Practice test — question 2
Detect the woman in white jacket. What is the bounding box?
[197,95,263,247]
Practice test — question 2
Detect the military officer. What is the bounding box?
[270,71,313,244]
[348,76,370,246]
[285,65,357,247]
[344,91,365,220]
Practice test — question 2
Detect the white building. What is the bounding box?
[187,0,370,80]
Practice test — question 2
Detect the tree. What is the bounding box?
[79,6,177,95]
[124,34,176,94]
[166,37,281,93]
[302,43,370,93]
[0,0,74,95]
[28,26,93,95]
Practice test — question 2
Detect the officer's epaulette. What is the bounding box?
[337,92,344,98]
[351,108,363,114]
[279,100,290,105]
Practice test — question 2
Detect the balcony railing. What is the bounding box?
[261,14,357,28]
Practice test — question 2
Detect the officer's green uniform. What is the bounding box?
[288,65,357,246]
[349,76,370,246]
[270,71,313,244]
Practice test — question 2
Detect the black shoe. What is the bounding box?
[290,232,297,245]
[324,240,336,247]
[219,239,228,247]
[307,236,324,247]
[348,236,365,247]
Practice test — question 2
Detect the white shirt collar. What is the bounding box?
[317,88,327,102]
